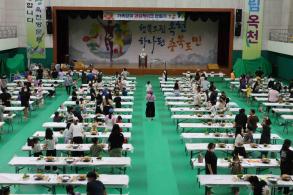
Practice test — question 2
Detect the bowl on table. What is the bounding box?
[91,131,97,135]
[82,156,92,162]
[207,122,212,126]
[77,174,86,181]
[214,133,221,137]
[34,174,45,181]
[218,143,226,148]
[281,174,291,181]
[261,158,271,164]
[250,143,258,148]
[61,175,71,183]
[267,176,278,184]
[220,123,226,127]
[72,144,79,149]
[45,156,55,162]
[65,157,75,164]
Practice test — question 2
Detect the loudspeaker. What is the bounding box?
[46,21,52,34]
[235,22,241,36]
[46,7,52,20]
[236,9,242,22]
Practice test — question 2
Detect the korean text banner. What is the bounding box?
[25,0,46,59]
[242,0,264,60]
[103,11,185,21]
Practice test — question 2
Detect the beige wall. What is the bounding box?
[3,0,292,50]
[0,0,5,24]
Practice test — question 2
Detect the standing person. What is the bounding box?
[44,128,58,171]
[19,87,30,120]
[173,80,180,96]
[209,88,218,106]
[0,101,4,122]
[32,137,42,157]
[162,70,168,81]
[201,77,210,97]
[69,118,84,157]
[108,124,124,157]
[145,90,155,120]
[113,94,122,108]
[260,117,271,157]
[234,109,247,131]
[64,74,73,96]
[205,143,217,195]
[86,171,106,195]
[89,85,96,101]
[280,139,293,195]
[121,68,129,79]
[267,86,279,113]
[247,109,259,133]
[146,81,152,92]
[81,71,87,84]
[36,64,43,80]
[104,109,116,132]
[0,88,11,107]
[53,111,64,131]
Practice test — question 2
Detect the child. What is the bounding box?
[89,138,104,157]
[63,123,73,144]
[32,137,42,157]
[246,84,252,103]
[230,155,242,195]
[122,87,128,96]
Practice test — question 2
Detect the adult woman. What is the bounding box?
[108,124,124,157]
[19,87,30,119]
[69,118,84,157]
[102,96,113,115]
[234,109,247,131]
[260,117,271,145]
[89,85,96,101]
[173,80,180,96]
[162,70,168,81]
[205,143,217,195]
[145,90,155,120]
[104,109,116,132]
[248,176,270,195]
[146,81,152,92]
[280,139,293,195]
[247,109,259,133]
[0,87,11,107]
[233,127,247,158]
[44,128,58,171]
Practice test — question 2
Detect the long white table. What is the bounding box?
[170,107,240,114]
[0,173,128,194]
[9,156,131,174]
[63,101,133,107]
[22,143,134,157]
[185,143,283,159]
[57,107,133,114]
[33,131,132,140]
[42,122,132,131]
[166,101,238,108]
[192,158,280,173]
[198,174,293,193]
[178,122,262,132]
[181,133,281,144]
[49,114,132,122]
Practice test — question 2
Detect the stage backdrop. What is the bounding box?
[68,17,219,67]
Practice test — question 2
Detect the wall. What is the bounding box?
[266,51,293,80]
[0,0,5,24]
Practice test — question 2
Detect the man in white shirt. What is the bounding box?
[121,68,129,78]
[201,77,210,92]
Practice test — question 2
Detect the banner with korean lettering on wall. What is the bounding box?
[242,0,264,60]
[25,0,46,59]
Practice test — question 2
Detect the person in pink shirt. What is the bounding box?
[267,86,279,113]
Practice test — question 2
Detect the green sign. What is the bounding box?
[242,0,264,60]
[25,0,46,59]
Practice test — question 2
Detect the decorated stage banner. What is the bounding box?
[242,0,264,60]
[103,11,185,21]
[25,0,46,59]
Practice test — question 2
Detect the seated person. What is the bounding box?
[89,138,104,157]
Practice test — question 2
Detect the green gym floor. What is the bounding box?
[0,75,290,195]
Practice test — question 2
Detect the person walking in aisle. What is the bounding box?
[146,90,155,120]
[64,74,73,95]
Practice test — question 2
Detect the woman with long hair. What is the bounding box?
[108,124,124,157]
[44,128,57,171]
[145,90,155,120]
